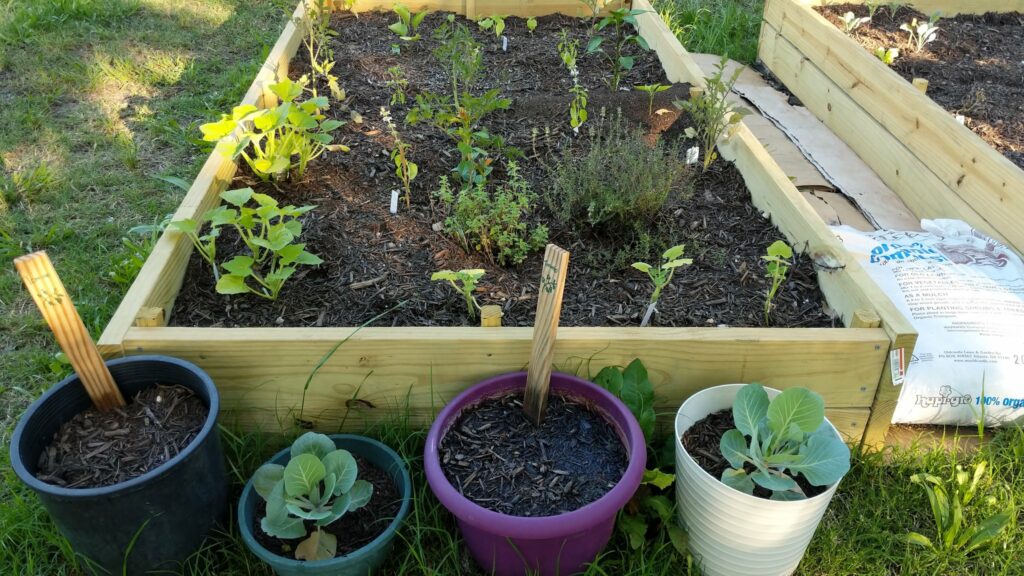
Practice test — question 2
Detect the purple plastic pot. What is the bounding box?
[425,371,646,576]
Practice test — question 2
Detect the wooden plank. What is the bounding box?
[793,0,1024,15]
[763,0,1024,256]
[634,0,705,85]
[862,333,917,449]
[757,22,1009,246]
[349,0,625,17]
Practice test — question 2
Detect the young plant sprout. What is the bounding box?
[432,268,486,319]
[719,383,850,500]
[579,0,609,20]
[839,11,870,34]
[762,239,792,325]
[865,1,880,19]
[476,14,506,37]
[901,13,940,52]
[252,432,373,561]
[632,244,692,327]
[381,107,418,207]
[874,46,899,66]
[388,2,429,41]
[673,55,749,171]
[586,7,650,91]
[907,461,1013,554]
[635,83,670,115]
[299,0,345,101]
[558,30,588,133]
[526,17,538,33]
[385,65,409,106]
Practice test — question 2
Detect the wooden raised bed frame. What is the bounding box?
[760,0,1024,258]
[98,0,916,447]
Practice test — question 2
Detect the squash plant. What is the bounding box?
[252,432,373,561]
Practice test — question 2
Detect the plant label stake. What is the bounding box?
[14,251,125,411]
[523,244,570,425]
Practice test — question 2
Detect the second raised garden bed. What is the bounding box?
[98,0,915,447]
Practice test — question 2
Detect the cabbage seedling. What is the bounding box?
[252,432,373,561]
[762,239,792,325]
[874,46,899,66]
[719,383,850,500]
[432,268,485,319]
[901,13,940,52]
[839,11,870,34]
[632,244,692,327]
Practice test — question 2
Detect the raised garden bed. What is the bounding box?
[760,0,1024,259]
[98,0,915,447]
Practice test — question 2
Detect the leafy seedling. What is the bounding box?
[674,55,749,171]
[719,383,851,500]
[839,11,870,34]
[526,17,538,33]
[558,30,588,132]
[586,7,650,91]
[389,3,428,41]
[593,359,656,442]
[476,15,506,37]
[432,268,485,319]
[901,13,940,52]
[762,240,792,325]
[252,432,373,561]
[618,468,687,555]
[381,107,418,207]
[907,461,1013,555]
[635,83,670,115]
[632,244,692,327]
[874,47,899,65]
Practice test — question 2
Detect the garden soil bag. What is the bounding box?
[833,220,1024,426]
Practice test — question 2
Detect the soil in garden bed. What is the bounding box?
[681,408,827,499]
[35,384,207,488]
[818,5,1024,169]
[253,456,402,557]
[171,12,833,329]
[439,392,627,517]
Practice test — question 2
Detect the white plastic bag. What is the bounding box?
[833,220,1024,426]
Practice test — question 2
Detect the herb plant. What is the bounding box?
[252,432,373,561]
[635,83,670,115]
[431,17,482,107]
[632,244,692,327]
[200,78,346,181]
[171,188,322,300]
[385,65,408,106]
[476,14,506,37]
[431,268,485,319]
[719,383,851,500]
[435,162,548,266]
[874,47,899,66]
[586,8,650,91]
[673,55,748,171]
[381,107,418,207]
[762,239,792,325]
[901,13,940,52]
[388,3,428,41]
[299,0,345,101]
[906,461,1013,555]
[839,11,870,34]
[558,30,588,133]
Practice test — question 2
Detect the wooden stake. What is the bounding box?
[911,78,929,94]
[14,251,125,411]
[522,244,570,425]
[480,305,503,327]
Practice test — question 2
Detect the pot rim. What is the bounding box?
[238,433,412,568]
[10,355,220,498]
[423,371,646,540]
[674,383,846,504]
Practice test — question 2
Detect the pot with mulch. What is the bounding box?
[424,371,646,576]
[10,355,227,575]
[674,383,851,576]
[238,432,412,575]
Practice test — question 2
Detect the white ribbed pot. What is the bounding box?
[674,384,845,576]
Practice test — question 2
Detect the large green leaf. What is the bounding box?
[290,432,336,460]
[732,383,769,437]
[252,464,284,500]
[721,468,754,494]
[220,188,254,207]
[787,430,850,487]
[962,512,1012,553]
[322,449,358,494]
[215,274,250,295]
[284,453,326,497]
[295,529,337,561]
[220,256,253,277]
[286,501,332,521]
[766,387,824,440]
[719,429,749,469]
[641,468,675,490]
[751,470,799,493]
[347,479,373,511]
[261,482,307,539]
[593,366,623,396]
[618,512,647,550]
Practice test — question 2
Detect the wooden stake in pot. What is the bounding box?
[14,251,125,411]
[522,244,570,425]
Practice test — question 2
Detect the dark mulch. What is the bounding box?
[170,12,834,329]
[253,456,402,558]
[439,392,627,517]
[818,5,1024,169]
[36,384,207,488]
[681,407,826,500]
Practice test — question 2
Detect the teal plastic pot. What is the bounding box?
[238,434,411,575]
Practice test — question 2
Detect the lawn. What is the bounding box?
[1,1,1021,575]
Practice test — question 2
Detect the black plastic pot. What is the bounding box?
[10,355,228,575]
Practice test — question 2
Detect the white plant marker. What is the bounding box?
[390,190,399,214]
[501,35,508,52]
[955,114,966,125]
[686,146,700,165]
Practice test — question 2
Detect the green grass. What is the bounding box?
[655,0,764,64]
